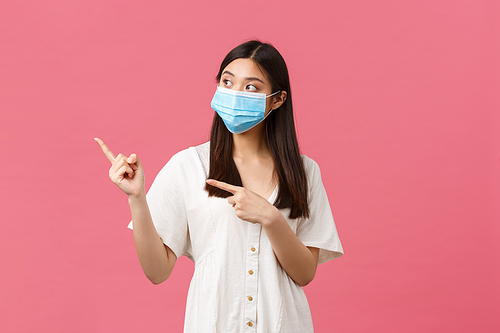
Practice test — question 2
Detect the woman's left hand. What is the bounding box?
[206,179,279,225]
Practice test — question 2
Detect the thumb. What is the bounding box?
[127,153,142,171]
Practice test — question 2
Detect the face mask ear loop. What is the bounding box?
[266,90,281,98]
[266,90,283,116]
[263,105,278,121]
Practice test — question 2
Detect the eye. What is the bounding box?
[223,79,233,87]
[246,84,257,91]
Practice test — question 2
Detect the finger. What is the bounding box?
[110,165,126,183]
[127,153,139,171]
[133,154,142,171]
[122,156,136,178]
[110,154,127,173]
[228,196,236,207]
[206,179,240,194]
[125,164,135,178]
[110,155,133,176]
[94,138,116,163]
[115,165,134,181]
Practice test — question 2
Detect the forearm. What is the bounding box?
[262,208,318,286]
[129,193,176,284]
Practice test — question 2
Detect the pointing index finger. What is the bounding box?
[94,138,116,163]
[206,179,240,194]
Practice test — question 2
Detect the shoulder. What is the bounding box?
[153,142,209,189]
[163,141,210,176]
[194,141,210,162]
[166,141,209,165]
[154,142,209,178]
[301,155,321,176]
[300,155,325,193]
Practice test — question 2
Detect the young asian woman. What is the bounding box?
[96,40,343,332]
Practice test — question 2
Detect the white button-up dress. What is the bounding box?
[128,142,343,332]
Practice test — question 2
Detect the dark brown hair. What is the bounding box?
[205,40,309,219]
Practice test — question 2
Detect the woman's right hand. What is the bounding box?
[95,138,145,198]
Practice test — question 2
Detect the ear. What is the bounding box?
[271,91,287,110]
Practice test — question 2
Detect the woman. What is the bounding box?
[96,40,343,332]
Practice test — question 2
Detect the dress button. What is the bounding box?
[248,270,254,275]
[251,247,256,252]
[248,321,253,327]
[248,296,253,301]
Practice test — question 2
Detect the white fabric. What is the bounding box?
[128,142,343,332]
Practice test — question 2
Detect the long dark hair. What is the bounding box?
[205,40,309,219]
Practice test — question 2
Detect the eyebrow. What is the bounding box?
[222,70,265,84]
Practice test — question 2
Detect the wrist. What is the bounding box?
[261,206,283,228]
[128,190,146,203]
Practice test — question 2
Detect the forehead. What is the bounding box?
[222,58,270,83]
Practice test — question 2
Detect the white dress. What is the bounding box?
[128,142,343,332]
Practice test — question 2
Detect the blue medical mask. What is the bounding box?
[211,86,281,134]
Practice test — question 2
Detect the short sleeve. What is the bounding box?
[296,157,343,264]
[127,151,190,260]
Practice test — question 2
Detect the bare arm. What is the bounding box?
[207,179,319,286]
[262,209,319,286]
[95,138,176,284]
[128,193,177,284]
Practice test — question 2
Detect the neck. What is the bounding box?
[232,123,270,159]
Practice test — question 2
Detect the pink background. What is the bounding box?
[1,0,499,332]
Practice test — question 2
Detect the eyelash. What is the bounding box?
[222,79,258,91]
